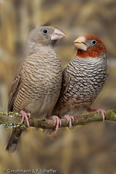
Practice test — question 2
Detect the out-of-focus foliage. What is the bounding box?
[0,122,116,174]
[0,0,116,173]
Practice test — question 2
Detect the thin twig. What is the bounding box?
[0,110,116,129]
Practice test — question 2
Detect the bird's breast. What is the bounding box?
[68,57,107,102]
[20,52,62,117]
[57,56,107,116]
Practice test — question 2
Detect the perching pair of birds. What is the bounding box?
[6,26,107,152]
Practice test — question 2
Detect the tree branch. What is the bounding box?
[0,110,116,129]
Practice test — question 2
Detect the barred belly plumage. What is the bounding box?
[55,55,107,116]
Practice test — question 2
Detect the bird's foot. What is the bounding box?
[20,110,31,127]
[97,108,105,122]
[64,115,74,128]
[47,116,62,133]
[87,108,105,122]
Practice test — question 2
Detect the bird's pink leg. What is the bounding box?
[20,110,31,127]
[87,108,105,122]
[64,115,74,128]
[46,116,62,133]
[97,109,105,122]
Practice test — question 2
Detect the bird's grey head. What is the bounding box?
[26,26,65,47]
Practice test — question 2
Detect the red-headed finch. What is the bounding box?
[6,26,65,152]
[53,35,107,127]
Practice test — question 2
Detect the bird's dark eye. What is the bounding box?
[91,40,97,45]
[42,29,49,34]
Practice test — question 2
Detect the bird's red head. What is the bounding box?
[74,35,107,58]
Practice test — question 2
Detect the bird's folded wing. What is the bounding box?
[60,68,70,97]
[8,73,21,112]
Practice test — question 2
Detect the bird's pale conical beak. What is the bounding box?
[74,36,87,51]
[51,28,65,41]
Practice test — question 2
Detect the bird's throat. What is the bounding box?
[76,47,104,59]
[76,49,90,58]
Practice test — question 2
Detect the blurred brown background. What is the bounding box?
[0,0,116,173]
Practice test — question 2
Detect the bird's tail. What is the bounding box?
[6,128,23,153]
